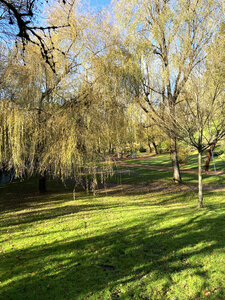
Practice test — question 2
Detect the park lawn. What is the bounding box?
[125,153,172,167]
[182,152,225,171]
[126,151,225,172]
[0,168,225,300]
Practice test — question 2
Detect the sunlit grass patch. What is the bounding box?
[126,153,172,167]
[126,151,225,174]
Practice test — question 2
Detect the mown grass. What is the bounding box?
[112,166,225,186]
[0,164,225,299]
[126,151,225,172]
[182,152,225,171]
[125,153,172,168]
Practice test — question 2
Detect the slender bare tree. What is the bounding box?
[113,0,224,183]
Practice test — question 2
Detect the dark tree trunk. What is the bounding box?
[147,138,152,153]
[170,137,182,183]
[152,142,158,154]
[198,151,203,208]
[39,174,46,193]
[205,143,216,172]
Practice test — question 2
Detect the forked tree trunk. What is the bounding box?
[170,137,182,183]
[198,151,203,208]
[205,143,216,172]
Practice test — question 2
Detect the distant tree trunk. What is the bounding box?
[39,174,46,193]
[152,142,158,154]
[198,151,203,208]
[205,143,216,172]
[109,143,114,154]
[169,97,182,183]
[170,137,182,183]
[147,138,152,153]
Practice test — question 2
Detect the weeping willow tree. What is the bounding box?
[0,3,132,193]
[0,58,126,192]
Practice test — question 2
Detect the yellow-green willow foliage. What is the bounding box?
[0,93,115,180]
[0,55,127,181]
[40,92,109,178]
[0,2,140,185]
[0,101,35,177]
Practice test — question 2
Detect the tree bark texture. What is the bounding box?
[198,151,203,208]
[205,143,216,172]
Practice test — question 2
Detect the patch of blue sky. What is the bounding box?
[89,0,111,10]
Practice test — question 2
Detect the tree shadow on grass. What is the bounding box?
[1,184,224,231]
[0,201,126,229]
[0,205,225,300]
[0,187,196,231]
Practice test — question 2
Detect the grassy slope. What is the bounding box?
[0,165,225,299]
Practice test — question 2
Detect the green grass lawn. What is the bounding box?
[183,152,225,171]
[125,153,172,168]
[0,166,225,299]
[126,151,225,172]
